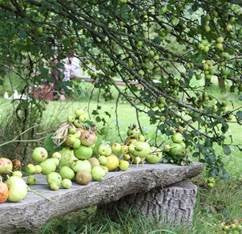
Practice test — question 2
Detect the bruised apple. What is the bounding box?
[80,130,97,146]
[0,157,13,174]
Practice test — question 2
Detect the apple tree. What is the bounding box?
[0,0,241,175]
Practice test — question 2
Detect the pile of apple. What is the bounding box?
[0,158,28,203]
[118,124,163,165]
[1,108,188,203]
[22,109,133,192]
[23,112,172,192]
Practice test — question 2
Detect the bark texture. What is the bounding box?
[99,180,197,225]
[0,163,203,233]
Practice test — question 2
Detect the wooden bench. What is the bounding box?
[0,163,203,233]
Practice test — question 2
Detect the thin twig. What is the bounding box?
[115,93,123,142]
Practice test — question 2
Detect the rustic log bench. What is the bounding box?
[0,163,203,233]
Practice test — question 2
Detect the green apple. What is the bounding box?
[12,170,22,177]
[71,160,92,173]
[123,154,131,161]
[60,166,75,180]
[111,143,122,155]
[138,135,146,142]
[73,139,81,149]
[27,175,37,185]
[171,133,184,143]
[128,143,136,154]
[65,134,78,148]
[25,164,36,175]
[80,130,97,146]
[98,156,107,165]
[74,120,82,128]
[119,160,129,171]
[170,143,186,157]
[133,141,151,158]
[59,148,76,167]
[49,183,60,191]
[226,23,232,31]
[49,158,59,167]
[74,146,93,160]
[216,42,223,51]
[40,159,57,175]
[121,145,129,154]
[163,144,171,152]
[7,176,28,202]
[68,127,76,134]
[35,165,42,174]
[134,157,142,164]
[89,157,100,167]
[101,166,108,174]
[62,179,72,189]
[146,152,163,164]
[52,152,62,160]
[47,172,62,186]
[91,166,106,181]
[32,147,48,163]
[98,143,112,156]
[217,36,224,43]
[75,109,86,118]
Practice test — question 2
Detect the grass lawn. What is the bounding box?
[0,82,241,234]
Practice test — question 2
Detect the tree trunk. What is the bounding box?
[98,180,197,225]
[218,77,226,92]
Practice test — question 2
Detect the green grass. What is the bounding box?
[41,99,150,139]
[0,81,241,234]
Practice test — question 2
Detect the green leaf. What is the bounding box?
[96,116,101,122]
[92,110,98,115]
[222,145,231,155]
[236,111,242,122]
[221,122,229,133]
[193,152,200,157]
[104,111,111,118]
[44,134,61,154]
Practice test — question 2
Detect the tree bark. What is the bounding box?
[99,180,197,225]
[218,77,226,92]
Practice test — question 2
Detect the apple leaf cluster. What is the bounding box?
[0,0,241,176]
